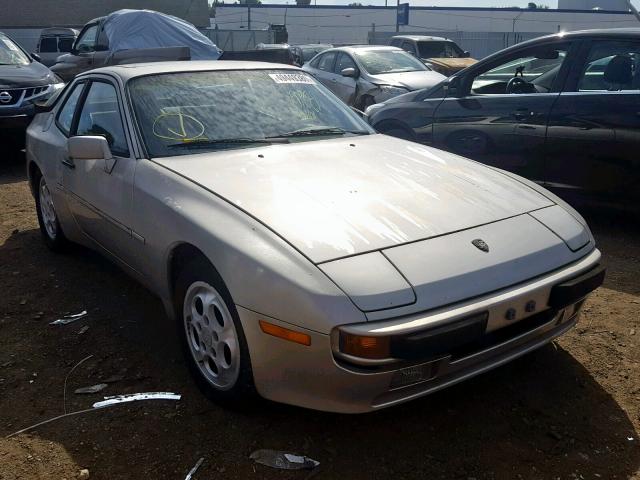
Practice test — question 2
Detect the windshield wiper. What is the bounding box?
[268,127,368,138]
[167,138,287,149]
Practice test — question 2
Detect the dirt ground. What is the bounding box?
[0,151,638,480]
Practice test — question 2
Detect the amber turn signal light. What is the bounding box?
[339,331,391,359]
[259,320,311,346]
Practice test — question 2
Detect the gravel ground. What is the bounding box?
[0,152,638,480]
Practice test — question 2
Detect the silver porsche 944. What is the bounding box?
[26,61,605,413]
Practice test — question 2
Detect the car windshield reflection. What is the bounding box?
[128,69,372,157]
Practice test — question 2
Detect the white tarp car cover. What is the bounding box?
[103,9,221,60]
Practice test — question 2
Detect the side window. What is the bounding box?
[577,41,640,92]
[75,82,129,157]
[56,83,84,136]
[401,42,417,56]
[59,37,74,53]
[471,43,569,95]
[317,52,337,72]
[334,53,357,74]
[38,37,57,53]
[75,24,98,53]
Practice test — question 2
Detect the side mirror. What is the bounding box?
[443,76,461,97]
[34,100,53,114]
[68,136,112,161]
[31,53,42,62]
[462,51,471,58]
[341,67,358,78]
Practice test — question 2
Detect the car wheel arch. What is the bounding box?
[374,120,417,141]
[27,160,41,196]
[167,242,215,301]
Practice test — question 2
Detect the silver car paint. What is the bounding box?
[26,61,601,413]
[154,135,554,264]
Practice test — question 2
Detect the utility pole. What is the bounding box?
[395,0,399,32]
[248,5,251,30]
[511,11,523,46]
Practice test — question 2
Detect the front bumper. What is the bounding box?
[239,248,603,413]
[0,112,33,130]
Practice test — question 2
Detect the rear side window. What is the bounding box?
[577,40,640,92]
[59,38,74,52]
[56,83,84,136]
[75,82,129,157]
[39,37,57,53]
[401,42,417,56]
[317,52,337,72]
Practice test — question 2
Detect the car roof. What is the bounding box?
[516,27,640,47]
[295,44,333,48]
[481,28,640,60]
[39,27,78,37]
[329,45,402,53]
[81,60,301,81]
[558,27,640,38]
[392,35,449,42]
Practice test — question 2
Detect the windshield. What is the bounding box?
[129,70,372,157]
[0,35,30,65]
[354,50,428,75]
[417,41,463,59]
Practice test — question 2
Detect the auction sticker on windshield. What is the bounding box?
[269,73,315,84]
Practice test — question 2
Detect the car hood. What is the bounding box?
[0,62,58,88]
[425,57,477,70]
[370,70,446,90]
[154,135,554,264]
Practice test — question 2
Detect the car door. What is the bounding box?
[309,51,339,95]
[545,38,640,210]
[332,52,358,104]
[431,40,576,182]
[61,78,139,269]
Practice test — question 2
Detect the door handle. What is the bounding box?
[61,158,75,169]
[512,108,532,121]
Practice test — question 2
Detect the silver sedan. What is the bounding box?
[26,61,604,413]
[302,45,446,109]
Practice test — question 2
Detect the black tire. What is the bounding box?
[174,260,257,408]
[33,168,70,252]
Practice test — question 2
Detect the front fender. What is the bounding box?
[132,159,366,334]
